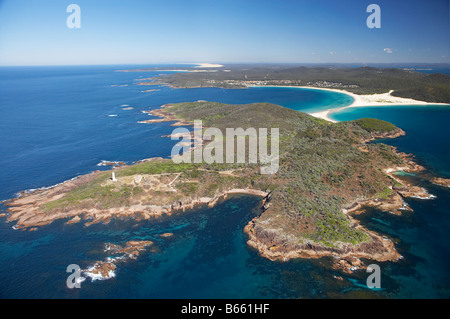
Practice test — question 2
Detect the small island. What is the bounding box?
[3,101,449,272]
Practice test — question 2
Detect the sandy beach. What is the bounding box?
[175,63,224,68]
[302,87,450,122]
[193,63,224,68]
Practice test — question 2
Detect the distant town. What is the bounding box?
[203,79,360,89]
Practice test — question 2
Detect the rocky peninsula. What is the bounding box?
[2,101,446,274]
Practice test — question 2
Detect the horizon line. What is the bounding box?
[1,61,449,67]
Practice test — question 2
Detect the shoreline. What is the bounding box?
[249,85,450,122]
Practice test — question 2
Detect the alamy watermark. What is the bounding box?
[366,4,381,29]
[366,264,381,289]
[66,264,83,289]
[170,120,280,175]
[66,4,81,29]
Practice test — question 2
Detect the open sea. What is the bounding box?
[0,65,449,299]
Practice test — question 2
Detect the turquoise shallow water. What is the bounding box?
[0,65,449,298]
[330,105,450,177]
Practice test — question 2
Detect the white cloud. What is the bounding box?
[329,51,336,55]
[383,48,393,54]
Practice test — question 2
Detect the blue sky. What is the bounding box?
[0,0,449,65]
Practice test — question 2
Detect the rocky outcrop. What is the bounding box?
[432,177,450,188]
[342,192,411,216]
[244,217,401,265]
[84,261,117,281]
[82,240,154,281]
[97,160,126,167]
[394,150,426,173]
[138,105,193,126]
[394,185,436,199]
[159,232,174,238]
[360,128,406,144]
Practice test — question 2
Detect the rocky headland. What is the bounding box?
[2,101,447,275]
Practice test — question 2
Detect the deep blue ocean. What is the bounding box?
[0,65,449,298]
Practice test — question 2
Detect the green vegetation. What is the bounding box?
[390,74,450,103]
[148,65,450,103]
[118,160,199,176]
[353,118,398,133]
[177,182,198,195]
[375,187,394,200]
